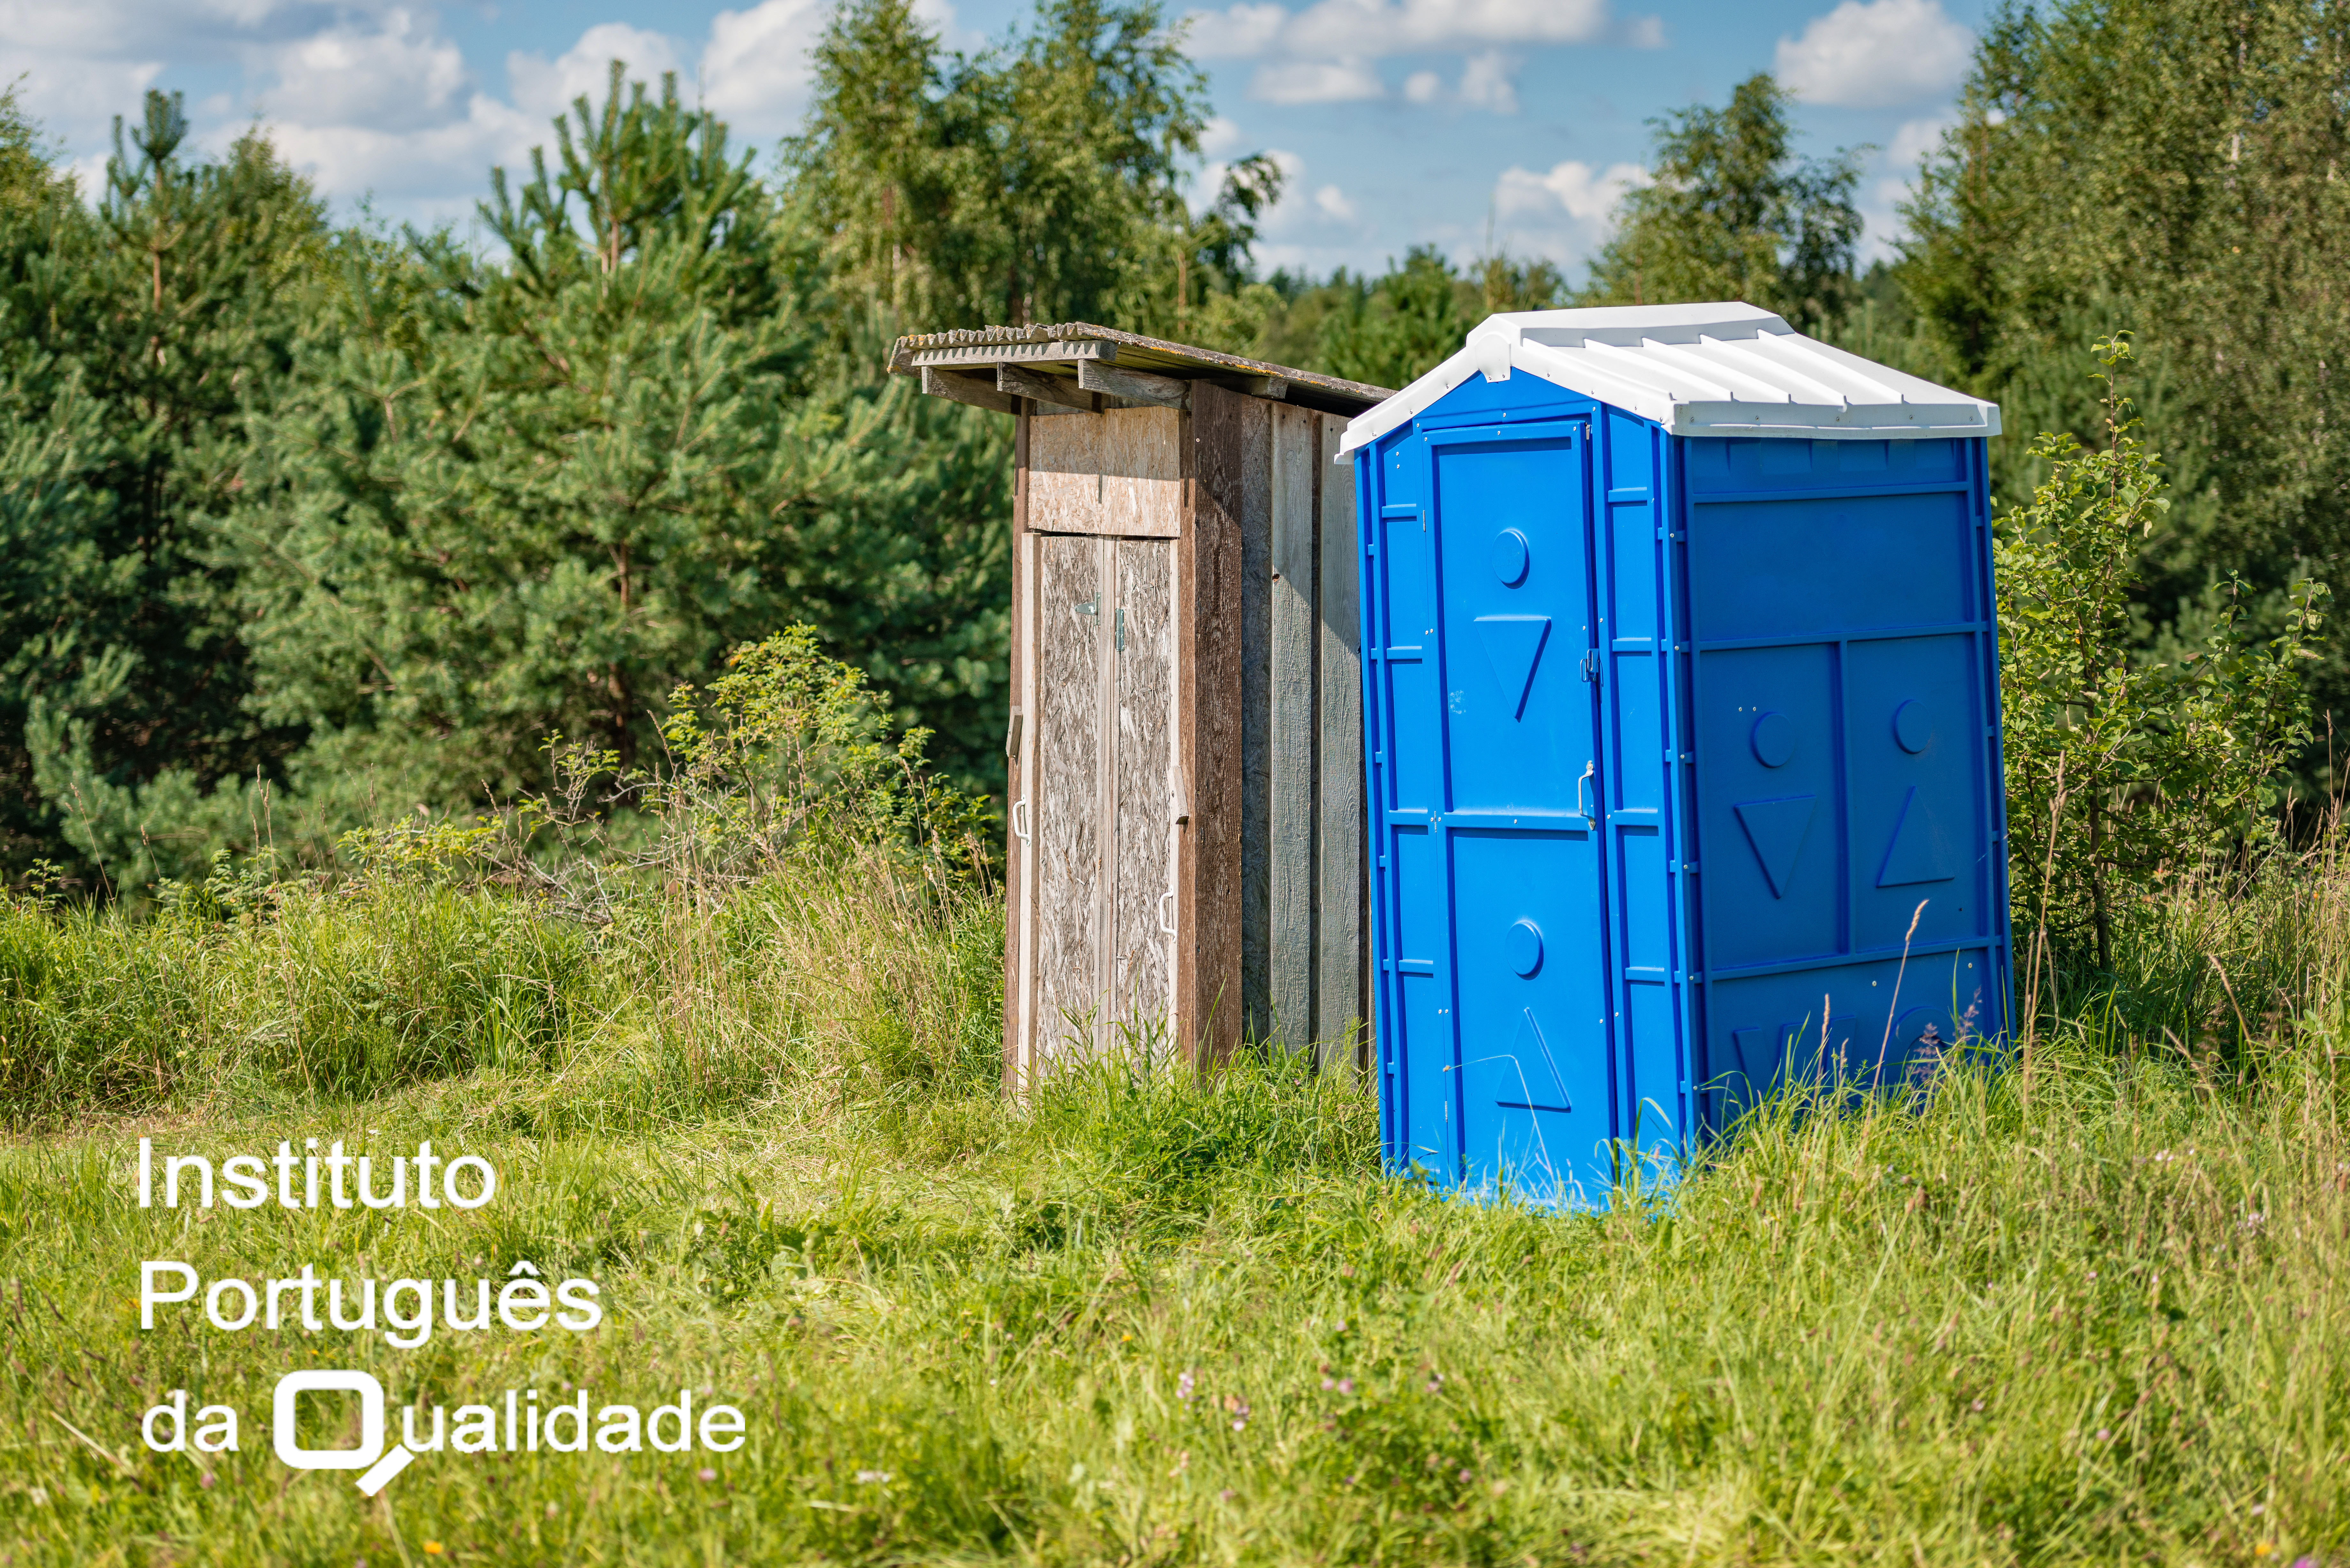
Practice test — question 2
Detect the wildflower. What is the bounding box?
[700,1467,720,1482]
[1425,1371,1444,1393]
[1338,1379,1354,1395]
[853,1470,891,1484]
[422,1546,444,1559]
[2096,1429,2111,1442]
[2251,1504,2266,1516]
[545,1502,559,1517]
[199,1472,216,1490]
[1176,1370,1194,1401]
[1219,1489,1235,1501]
[1458,1468,1472,1483]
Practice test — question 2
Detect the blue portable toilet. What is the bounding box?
[1338,303,2011,1206]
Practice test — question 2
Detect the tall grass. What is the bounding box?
[0,840,2345,1563]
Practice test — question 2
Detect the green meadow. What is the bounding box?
[1,840,2345,1567]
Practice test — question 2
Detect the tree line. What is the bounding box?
[3,0,2344,898]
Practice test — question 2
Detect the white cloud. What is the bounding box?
[1199,115,1247,156]
[1314,183,1357,221]
[260,9,467,136]
[508,23,681,124]
[700,0,830,139]
[1182,0,1625,63]
[1491,158,1646,264]
[1775,0,1971,109]
[1250,58,1383,103]
[1456,50,1516,113]
[1402,70,1442,103]
[1182,1,1291,57]
[0,0,879,223]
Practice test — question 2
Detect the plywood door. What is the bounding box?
[1032,533,1108,1069]
[1109,537,1178,1058]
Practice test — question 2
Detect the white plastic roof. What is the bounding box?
[1337,302,2000,457]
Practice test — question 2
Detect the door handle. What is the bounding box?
[1576,763,1596,824]
[1012,799,1032,843]
[1158,890,1177,937]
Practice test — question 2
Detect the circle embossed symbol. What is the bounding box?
[1505,918,1543,977]
[1750,711,1796,768]
[1491,528,1530,586]
[1893,698,1933,754]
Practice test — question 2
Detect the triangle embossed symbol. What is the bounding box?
[1473,615,1550,720]
[1732,794,1816,899]
[1877,784,1956,886]
[1508,1006,1571,1113]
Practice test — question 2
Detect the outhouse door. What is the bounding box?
[1374,416,1617,1202]
[1023,530,1180,1069]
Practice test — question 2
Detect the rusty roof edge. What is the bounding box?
[887,321,1394,407]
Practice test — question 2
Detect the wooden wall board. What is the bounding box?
[1182,385,1248,1065]
[1267,402,1321,1051]
[1315,415,1367,1075]
[1236,396,1275,1044]
[1111,538,1178,1059]
[1028,407,1185,538]
[1034,533,1107,1068]
[1005,413,1031,1089]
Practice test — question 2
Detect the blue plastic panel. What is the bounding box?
[1682,436,2008,1111]
[1358,405,2008,1203]
[1362,412,1615,1203]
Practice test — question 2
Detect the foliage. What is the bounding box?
[646,628,992,883]
[2,90,330,892]
[222,72,1012,840]
[1899,0,2350,763]
[1998,335,2327,981]
[1583,73,1863,331]
[786,0,1214,335]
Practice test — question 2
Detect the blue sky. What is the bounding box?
[0,0,1988,282]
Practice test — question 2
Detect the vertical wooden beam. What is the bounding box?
[1005,411,1031,1092]
[1267,403,1319,1052]
[1238,398,1275,1042]
[1182,385,1248,1067]
[1315,414,1367,1077]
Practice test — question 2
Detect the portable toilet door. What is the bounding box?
[1339,303,2011,1208]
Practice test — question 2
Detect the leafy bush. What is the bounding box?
[1997,334,2328,987]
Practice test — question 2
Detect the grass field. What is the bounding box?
[1,846,2346,1566]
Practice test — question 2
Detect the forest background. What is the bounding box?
[2,0,2339,899]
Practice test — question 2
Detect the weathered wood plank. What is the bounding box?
[1027,407,1186,539]
[1078,359,1189,409]
[1266,401,1320,1052]
[1035,533,1107,1069]
[1111,538,1178,1063]
[1182,385,1248,1067]
[1315,414,1367,1076]
[1006,413,1032,1090]
[998,363,1097,412]
[924,366,1019,415]
[1211,375,1288,401]
[1237,395,1275,1045]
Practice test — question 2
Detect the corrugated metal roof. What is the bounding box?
[1337,302,2000,456]
[890,321,1393,416]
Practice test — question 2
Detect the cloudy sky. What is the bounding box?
[0,0,1984,279]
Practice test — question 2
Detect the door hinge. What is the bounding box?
[1115,606,1126,652]
[1581,650,1601,685]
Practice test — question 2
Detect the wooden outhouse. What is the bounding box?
[889,325,1392,1086]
